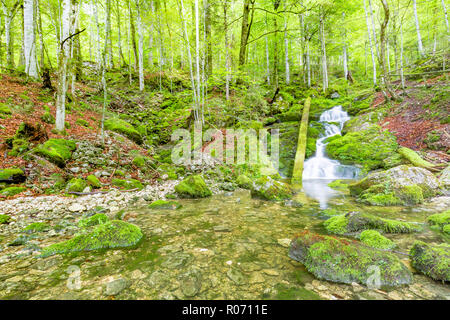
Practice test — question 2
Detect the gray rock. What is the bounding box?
[105,278,129,296]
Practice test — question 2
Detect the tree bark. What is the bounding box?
[413,0,425,57]
[364,0,377,86]
[24,0,37,77]
[136,0,144,91]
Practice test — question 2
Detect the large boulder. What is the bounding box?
[175,175,212,198]
[410,241,450,282]
[251,176,293,201]
[33,139,77,167]
[323,212,420,235]
[326,124,401,171]
[104,118,142,144]
[427,210,450,235]
[0,168,26,184]
[349,165,441,206]
[40,220,143,257]
[288,231,412,287]
[439,165,450,192]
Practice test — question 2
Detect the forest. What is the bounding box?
[0,0,449,301]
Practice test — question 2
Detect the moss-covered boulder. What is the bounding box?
[86,175,102,189]
[288,231,412,287]
[104,118,142,144]
[148,200,182,210]
[360,230,396,250]
[349,165,441,206]
[34,139,77,167]
[0,168,26,184]
[175,175,212,198]
[0,214,11,224]
[410,241,450,282]
[439,165,450,191]
[251,176,293,201]
[66,178,88,193]
[427,210,450,234]
[326,125,400,171]
[8,138,30,157]
[236,174,252,189]
[0,186,27,197]
[78,213,109,228]
[323,212,420,235]
[40,220,143,257]
[112,178,144,190]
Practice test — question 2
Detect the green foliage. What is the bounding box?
[78,213,109,228]
[23,222,50,234]
[236,174,252,189]
[360,230,396,250]
[0,186,26,197]
[66,178,88,193]
[0,214,11,224]
[86,175,102,188]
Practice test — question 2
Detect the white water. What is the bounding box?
[301,105,360,209]
[303,105,360,180]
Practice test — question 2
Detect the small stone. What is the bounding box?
[262,269,279,276]
[213,225,231,232]
[277,238,291,248]
[105,278,129,296]
[68,203,85,212]
[227,268,246,285]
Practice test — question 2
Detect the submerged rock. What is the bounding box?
[174,175,212,198]
[40,220,143,257]
[288,231,413,287]
[410,241,450,282]
[349,165,441,206]
[323,212,420,235]
[148,199,182,209]
[251,176,293,201]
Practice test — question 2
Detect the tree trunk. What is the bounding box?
[284,7,290,85]
[320,11,328,92]
[115,0,125,66]
[136,0,144,91]
[265,15,270,86]
[364,0,377,86]
[368,0,379,58]
[105,0,113,68]
[379,0,397,101]
[238,0,251,66]
[413,0,425,57]
[442,0,449,33]
[224,0,230,100]
[24,0,37,77]
[128,0,138,71]
[204,0,212,76]
[195,0,202,121]
[342,12,348,81]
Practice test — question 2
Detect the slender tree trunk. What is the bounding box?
[148,0,154,68]
[224,0,230,100]
[238,0,251,66]
[204,0,212,76]
[442,0,449,33]
[105,0,113,68]
[55,0,72,132]
[265,15,270,86]
[195,0,202,121]
[128,0,138,71]
[364,0,377,85]
[342,12,348,81]
[368,0,379,58]
[36,0,45,70]
[284,6,290,85]
[320,10,328,92]
[413,0,425,57]
[379,0,397,101]
[24,0,37,77]
[400,19,405,89]
[136,0,144,91]
[115,0,125,66]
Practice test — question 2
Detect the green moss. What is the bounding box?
[360,230,396,250]
[427,210,450,234]
[327,180,349,191]
[397,185,424,205]
[236,174,252,189]
[324,212,420,235]
[0,103,12,115]
[33,139,77,167]
[23,222,50,234]
[289,231,412,286]
[8,138,29,157]
[0,186,26,197]
[112,178,144,190]
[251,176,292,201]
[148,200,182,210]
[326,125,398,171]
[410,241,450,282]
[75,119,90,127]
[40,220,144,258]
[0,168,25,183]
[132,156,146,168]
[41,111,55,124]
[175,175,212,198]
[0,214,11,224]
[398,147,435,168]
[78,213,109,228]
[66,178,88,193]
[273,283,321,300]
[104,118,142,144]
[359,191,403,206]
[86,175,102,188]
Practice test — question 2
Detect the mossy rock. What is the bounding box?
[360,230,396,250]
[327,180,349,191]
[175,175,212,198]
[0,214,11,224]
[41,112,55,124]
[323,212,420,235]
[349,165,441,206]
[104,118,143,144]
[8,138,30,157]
[0,103,12,115]
[76,119,90,127]
[289,231,412,287]
[86,175,102,189]
[33,139,77,167]
[40,220,143,258]
[410,241,450,282]
[23,222,50,234]
[0,168,26,184]
[427,210,450,234]
[148,200,182,210]
[236,174,252,189]
[325,125,399,171]
[66,178,88,193]
[0,186,27,197]
[78,213,109,228]
[112,178,144,190]
[132,155,146,168]
[251,176,293,201]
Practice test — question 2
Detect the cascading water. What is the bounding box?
[301,105,360,208]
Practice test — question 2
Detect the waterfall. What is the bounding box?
[302,105,360,180]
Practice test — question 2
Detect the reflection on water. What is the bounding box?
[302,179,344,209]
